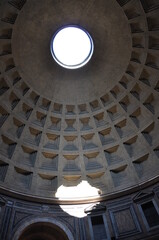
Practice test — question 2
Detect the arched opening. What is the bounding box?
[18,222,69,240]
[12,218,74,240]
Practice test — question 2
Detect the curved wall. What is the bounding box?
[1,182,159,239]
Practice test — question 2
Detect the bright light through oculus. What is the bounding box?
[50,26,94,69]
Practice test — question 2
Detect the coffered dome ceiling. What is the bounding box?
[0,0,159,203]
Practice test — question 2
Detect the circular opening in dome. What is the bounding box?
[50,25,94,69]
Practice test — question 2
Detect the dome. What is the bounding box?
[0,0,159,204]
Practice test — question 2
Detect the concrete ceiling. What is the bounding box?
[0,0,159,203]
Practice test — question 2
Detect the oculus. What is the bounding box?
[50,25,94,69]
